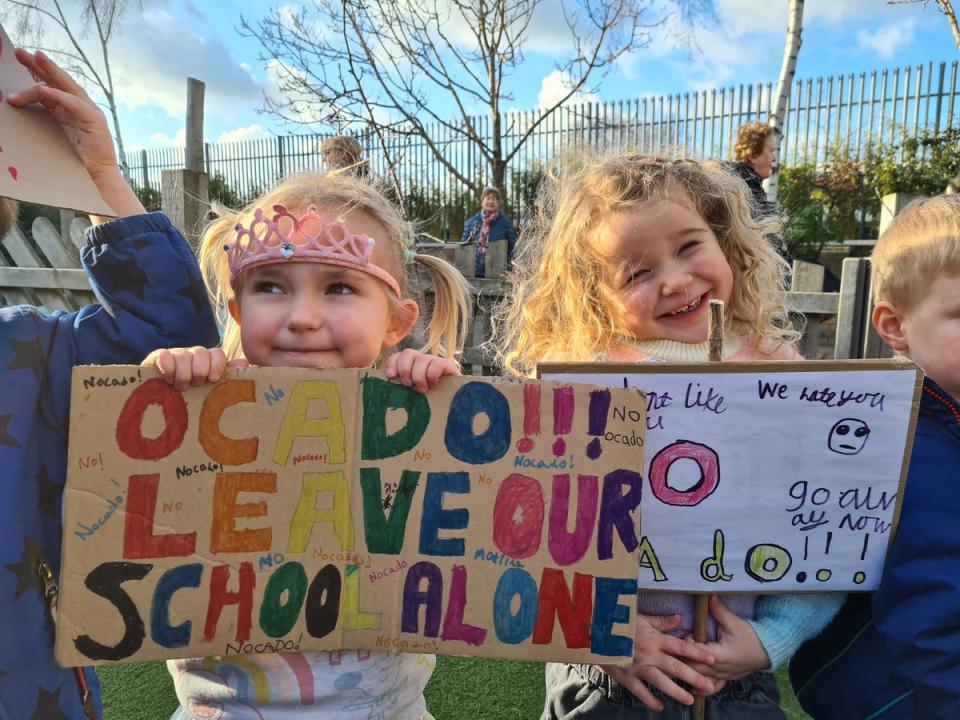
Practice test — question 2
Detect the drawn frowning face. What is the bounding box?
[828,418,871,455]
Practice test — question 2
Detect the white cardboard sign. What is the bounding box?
[540,361,923,593]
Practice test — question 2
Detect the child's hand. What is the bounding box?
[142,347,236,391]
[599,613,717,711]
[383,349,460,392]
[685,596,771,682]
[6,49,145,219]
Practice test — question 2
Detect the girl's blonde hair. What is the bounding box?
[493,152,797,375]
[199,172,471,362]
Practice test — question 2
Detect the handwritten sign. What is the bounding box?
[0,24,114,215]
[57,366,647,666]
[540,361,923,593]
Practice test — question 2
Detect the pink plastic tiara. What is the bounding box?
[224,205,400,297]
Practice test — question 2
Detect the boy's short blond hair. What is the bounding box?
[872,194,960,311]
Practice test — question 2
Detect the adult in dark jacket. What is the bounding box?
[732,122,791,264]
[461,186,516,277]
[0,49,219,719]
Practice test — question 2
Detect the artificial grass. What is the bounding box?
[98,659,810,719]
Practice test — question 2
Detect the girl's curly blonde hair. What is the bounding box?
[199,172,471,362]
[492,152,798,376]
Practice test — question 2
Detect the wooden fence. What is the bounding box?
[1,212,887,367]
[0,212,94,311]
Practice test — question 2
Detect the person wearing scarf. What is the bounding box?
[461,186,517,277]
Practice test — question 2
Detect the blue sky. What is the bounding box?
[5,0,958,149]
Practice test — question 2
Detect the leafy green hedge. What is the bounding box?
[780,127,960,260]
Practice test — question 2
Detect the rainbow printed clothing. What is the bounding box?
[168,650,435,719]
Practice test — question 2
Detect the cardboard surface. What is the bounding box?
[57,367,646,666]
[540,360,923,593]
[0,25,115,215]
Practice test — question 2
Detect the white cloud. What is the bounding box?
[149,128,186,146]
[712,0,786,36]
[109,3,261,119]
[856,19,917,59]
[713,0,902,30]
[217,124,270,143]
[538,70,599,108]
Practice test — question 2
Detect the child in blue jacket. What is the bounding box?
[790,194,960,719]
[0,49,219,719]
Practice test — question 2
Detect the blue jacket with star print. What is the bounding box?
[0,212,219,720]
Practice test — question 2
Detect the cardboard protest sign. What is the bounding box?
[57,366,647,666]
[0,25,114,216]
[540,361,923,593]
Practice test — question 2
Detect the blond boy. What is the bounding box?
[790,194,960,719]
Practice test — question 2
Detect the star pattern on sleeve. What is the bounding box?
[4,536,45,601]
[178,273,208,315]
[0,414,20,448]
[105,256,150,301]
[36,465,60,519]
[6,335,45,378]
[29,686,68,720]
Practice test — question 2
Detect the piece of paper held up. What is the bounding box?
[57,366,647,666]
[0,25,114,216]
[541,360,923,594]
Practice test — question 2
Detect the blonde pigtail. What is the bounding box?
[411,253,472,359]
[198,204,244,360]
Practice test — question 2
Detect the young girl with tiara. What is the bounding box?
[143,172,471,719]
[494,153,843,719]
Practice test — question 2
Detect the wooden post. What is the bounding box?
[878,192,924,237]
[692,299,725,720]
[185,78,205,173]
[454,239,507,279]
[454,244,476,278]
[833,258,871,360]
[791,260,825,358]
[162,78,209,247]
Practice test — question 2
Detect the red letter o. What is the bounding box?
[116,378,188,460]
[649,441,720,507]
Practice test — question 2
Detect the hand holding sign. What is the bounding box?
[601,613,717,710]
[0,26,140,217]
[686,596,770,682]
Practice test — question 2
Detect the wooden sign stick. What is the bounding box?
[693,299,724,720]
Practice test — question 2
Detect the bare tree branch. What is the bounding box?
[243,0,682,194]
[890,0,960,51]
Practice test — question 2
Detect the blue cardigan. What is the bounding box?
[789,377,960,719]
[461,211,516,277]
[0,213,219,719]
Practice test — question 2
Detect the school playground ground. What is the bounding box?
[98,659,810,718]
